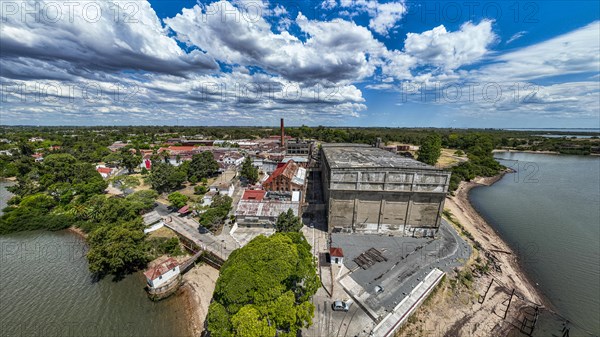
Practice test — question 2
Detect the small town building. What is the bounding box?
[96,166,115,179]
[178,205,191,215]
[144,258,180,289]
[286,139,312,156]
[281,156,310,168]
[235,199,300,228]
[209,182,235,197]
[202,191,218,206]
[242,189,266,201]
[262,160,306,192]
[32,153,44,162]
[330,247,344,265]
[108,141,128,152]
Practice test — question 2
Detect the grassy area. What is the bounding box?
[130,173,152,191]
[436,148,467,169]
[148,226,178,239]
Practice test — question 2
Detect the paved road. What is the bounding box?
[165,215,236,260]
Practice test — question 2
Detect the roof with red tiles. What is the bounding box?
[263,160,300,186]
[97,167,112,174]
[330,247,344,257]
[242,189,266,201]
[143,258,179,280]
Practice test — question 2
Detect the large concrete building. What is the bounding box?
[320,144,450,236]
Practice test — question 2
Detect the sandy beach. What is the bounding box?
[447,175,543,303]
[398,174,546,337]
[178,263,220,336]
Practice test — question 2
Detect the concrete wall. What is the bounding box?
[320,150,449,236]
[326,190,445,235]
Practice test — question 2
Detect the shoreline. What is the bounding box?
[446,172,547,307]
[67,226,88,240]
[179,263,219,337]
[493,149,560,155]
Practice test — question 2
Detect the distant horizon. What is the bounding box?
[1,124,599,132]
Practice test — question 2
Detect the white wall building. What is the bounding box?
[144,258,180,289]
[209,182,235,197]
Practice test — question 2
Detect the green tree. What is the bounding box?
[189,151,219,180]
[240,156,259,184]
[275,208,303,232]
[417,134,442,166]
[119,151,142,174]
[86,220,149,276]
[194,184,208,195]
[207,233,319,336]
[125,190,158,210]
[168,192,188,209]
[146,162,186,193]
[231,306,276,337]
[207,302,233,337]
[198,195,232,229]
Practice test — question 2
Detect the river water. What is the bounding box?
[470,153,600,336]
[0,182,192,337]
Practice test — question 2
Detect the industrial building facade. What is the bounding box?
[320,144,450,236]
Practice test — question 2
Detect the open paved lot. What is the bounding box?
[230,227,274,246]
[333,220,471,318]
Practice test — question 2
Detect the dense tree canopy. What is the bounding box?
[275,209,303,232]
[448,134,503,191]
[104,150,142,173]
[146,162,186,193]
[417,134,442,166]
[206,232,319,337]
[86,219,149,276]
[189,151,219,180]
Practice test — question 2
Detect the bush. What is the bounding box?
[194,185,208,195]
[168,192,188,209]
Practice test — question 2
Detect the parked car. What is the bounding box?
[331,300,350,312]
[374,285,384,294]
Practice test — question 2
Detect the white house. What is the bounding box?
[209,182,235,197]
[222,153,244,166]
[95,165,116,179]
[330,247,344,265]
[144,258,180,289]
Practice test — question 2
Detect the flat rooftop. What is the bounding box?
[235,200,299,218]
[321,144,435,170]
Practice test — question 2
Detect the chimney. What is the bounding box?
[280,118,285,147]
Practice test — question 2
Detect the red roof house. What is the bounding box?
[242,189,266,201]
[143,258,180,288]
[262,160,306,192]
[330,247,344,265]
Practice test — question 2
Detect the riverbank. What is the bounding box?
[67,225,88,239]
[448,174,544,305]
[179,263,219,336]
[493,149,560,155]
[398,172,546,337]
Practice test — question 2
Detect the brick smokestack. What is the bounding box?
[280,118,285,147]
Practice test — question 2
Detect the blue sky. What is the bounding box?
[1,0,599,127]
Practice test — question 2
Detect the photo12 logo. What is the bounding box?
[1,1,141,24]
[405,1,540,24]
[1,82,139,104]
